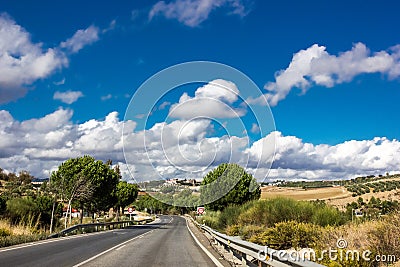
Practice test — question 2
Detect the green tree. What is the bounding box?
[3,171,34,198]
[34,195,62,228]
[0,196,7,215]
[6,197,38,225]
[115,181,138,220]
[200,163,261,211]
[50,156,120,227]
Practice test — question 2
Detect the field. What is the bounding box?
[261,183,400,210]
[261,186,349,201]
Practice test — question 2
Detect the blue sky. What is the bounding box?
[1,0,400,181]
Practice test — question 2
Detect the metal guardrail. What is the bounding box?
[48,218,152,238]
[189,216,326,267]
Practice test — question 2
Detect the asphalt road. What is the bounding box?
[0,216,216,267]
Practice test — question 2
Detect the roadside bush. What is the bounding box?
[217,204,245,229]
[0,233,47,248]
[311,206,346,226]
[234,198,347,228]
[0,228,11,237]
[369,212,400,260]
[196,210,221,230]
[0,196,6,215]
[6,197,39,226]
[249,221,321,250]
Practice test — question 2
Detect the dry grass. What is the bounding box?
[327,189,400,210]
[261,186,400,211]
[261,186,349,201]
[0,219,36,235]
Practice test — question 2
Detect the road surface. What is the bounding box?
[0,215,216,267]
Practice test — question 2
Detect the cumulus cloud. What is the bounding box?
[0,13,103,104]
[1,107,399,182]
[169,79,246,119]
[249,43,400,106]
[246,131,400,180]
[149,0,249,27]
[0,14,67,103]
[53,90,84,104]
[60,25,100,53]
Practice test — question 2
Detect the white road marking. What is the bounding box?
[73,230,155,267]
[185,217,224,267]
[115,244,126,251]
[0,230,117,253]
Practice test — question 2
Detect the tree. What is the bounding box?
[34,195,62,228]
[2,171,34,198]
[50,156,120,227]
[115,181,138,220]
[200,163,261,211]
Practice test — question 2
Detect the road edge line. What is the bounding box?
[0,229,118,253]
[185,217,224,267]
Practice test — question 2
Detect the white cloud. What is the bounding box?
[101,94,113,101]
[53,78,66,85]
[250,123,260,134]
[0,14,67,103]
[0,13,102,103]
[149,0,249,27]
[60,25,100,53]
[102,19,116,33]
[1,107,399,181]
[53,90,84,104]
[158,101,171,110]
[250,43,400,106]
[246,131,400,180]
[169,79,246,119]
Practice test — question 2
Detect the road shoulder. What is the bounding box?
[185,216,231,267]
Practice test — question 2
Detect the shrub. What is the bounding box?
[312,206,346,226]
[0,228,11,237]
[234,198,347,228]
[0,233,47,248]
[369,212,400,260]
[249,221,321,250]
[6,197,39,226]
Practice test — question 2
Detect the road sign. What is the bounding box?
[197,207,205,215]
[128,207,134,214]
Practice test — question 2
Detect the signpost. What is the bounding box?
[128,207,134,220]
[196,206,205,215]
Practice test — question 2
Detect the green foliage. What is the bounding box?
[0,233,47,248]
[5,196,59,228]
[0,196,6,215]
[34,195,62,227]
[345,196,399,220]
[346,179,400,196]
[50,156,120,213]
[6,197,38,225]
[311,205,346,226]
[235,198,346,229]
[249,221,321,250]
[0,228,11,237]
[135,194,170,214]
[173,189,199,207]
[115,181,138,212]
[316,248,378,267]
[1,171,35,198]
[200,163,260,211]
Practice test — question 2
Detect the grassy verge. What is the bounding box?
[0,219,48,247]
[195,197,400,267]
